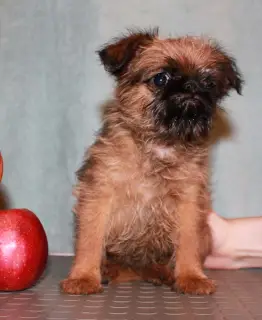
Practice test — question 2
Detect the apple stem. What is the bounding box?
[0,152,3,182]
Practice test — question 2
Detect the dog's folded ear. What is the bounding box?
[224,59,244,95]
[211,41,244,95]
[215,45,244,95]
[97,28,159,78]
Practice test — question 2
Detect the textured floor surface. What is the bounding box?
[1,256,262,320]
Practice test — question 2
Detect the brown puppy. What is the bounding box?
[61,28,243,295]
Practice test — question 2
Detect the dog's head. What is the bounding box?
[98,28,243,143]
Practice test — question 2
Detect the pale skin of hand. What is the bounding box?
[204,212,262,269]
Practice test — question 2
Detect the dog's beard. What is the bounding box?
[151,94,215,143]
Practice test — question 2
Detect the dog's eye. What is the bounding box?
[152,72,170,87]
[201,76,216,89]
[204,81,215,89]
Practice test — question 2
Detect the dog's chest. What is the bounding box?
[112,156,175,211]
[105,155,183,265]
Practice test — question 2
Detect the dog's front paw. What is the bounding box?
[60,277,103,295]
[173,276,216,295]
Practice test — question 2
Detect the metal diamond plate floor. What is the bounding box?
[1,256,262,320]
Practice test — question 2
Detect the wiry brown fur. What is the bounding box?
[60,28,243,296]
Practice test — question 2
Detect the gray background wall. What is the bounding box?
[1,0,261,254]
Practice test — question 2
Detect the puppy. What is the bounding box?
[61,28,243,295]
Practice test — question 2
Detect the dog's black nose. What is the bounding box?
[184,80,199,93]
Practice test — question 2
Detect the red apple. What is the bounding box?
[0,209,48,291]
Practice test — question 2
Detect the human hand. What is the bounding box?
[204,211,237,269]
